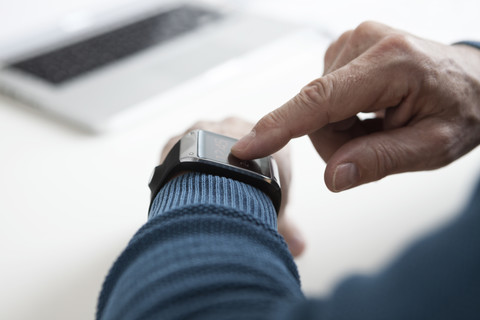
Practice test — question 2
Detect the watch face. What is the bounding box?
[197,130,272,177]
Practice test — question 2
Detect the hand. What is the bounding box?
[232,21,480,192]
[160,117,306,257]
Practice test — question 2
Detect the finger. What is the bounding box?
[324,21,396,75]
[323,119,456,192]
[309,117,385,162]
[278,217,306,257]
[232,39,412,160]
[324,30,353,72]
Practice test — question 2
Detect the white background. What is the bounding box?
[1,1,480,319]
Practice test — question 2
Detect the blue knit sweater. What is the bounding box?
[97,171,480,320]
[97,37,480,320]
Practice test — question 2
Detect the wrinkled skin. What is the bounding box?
[232,21,480,192]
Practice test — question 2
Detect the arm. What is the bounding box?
[96,149,480,320]
[97,171,480,320]
[96,172,304,319]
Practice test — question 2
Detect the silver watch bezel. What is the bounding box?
[178,129,280,186]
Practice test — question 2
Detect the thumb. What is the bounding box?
[324,122,453,192]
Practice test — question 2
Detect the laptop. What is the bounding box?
[0,0,304,133]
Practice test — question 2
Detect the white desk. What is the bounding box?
[1,1,480,319]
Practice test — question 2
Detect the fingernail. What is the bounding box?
[333,163,358,192]
[232,129,256,153]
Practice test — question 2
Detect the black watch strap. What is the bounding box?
[148,140,181,213]
[148,130,282,216]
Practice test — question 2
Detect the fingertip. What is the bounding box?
[231,130,256,159]
[288,233,306,257]
[278,220,306,257]
[231,127,287,160]
[232,108,296,159]
[324,164,338,192]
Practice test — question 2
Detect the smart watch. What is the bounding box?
[148,129,281,216]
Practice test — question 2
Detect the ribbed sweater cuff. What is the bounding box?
[149,172,278,229]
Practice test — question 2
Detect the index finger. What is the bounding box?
[231,38,411,159]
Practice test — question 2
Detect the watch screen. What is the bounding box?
[197,131,271,177]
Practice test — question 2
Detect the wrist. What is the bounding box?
[450,43,480,148]
[149,172,278,229]
[451,43,480,80]
[149,130,282,216]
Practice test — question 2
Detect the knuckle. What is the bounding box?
[299,77,334,123]
[337,29,354,43]
[326,30,352,56]
[258,76,336,139]
[258,106,301,140]
[429,124,459,167]
[324,45,336,70]
[374,34,439,89]
[324,30,353,72]
[260,108,289,130]
[377,33,414,55]
[421,67,440,93]
[370,140,399,179]
[353,21,382,39]
[301,78,332,107]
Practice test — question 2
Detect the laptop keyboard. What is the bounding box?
[9,5,221,85]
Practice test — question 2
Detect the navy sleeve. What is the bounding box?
[96,173,304,320]
[454,41,480,49]
[97,172,480,320]
[276,181,480,320]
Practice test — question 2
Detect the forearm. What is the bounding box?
[97,173,303,320]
